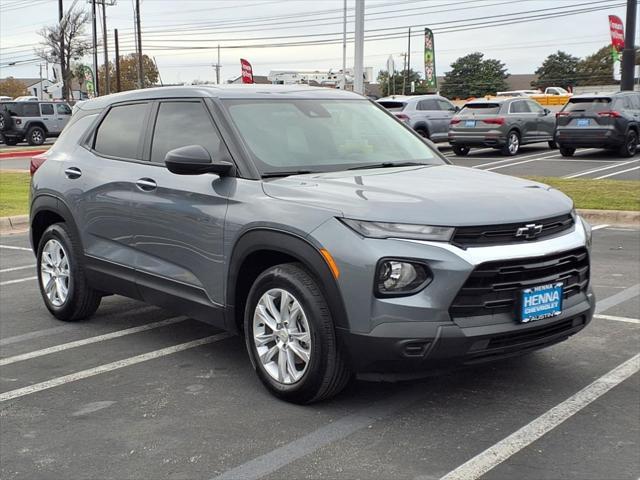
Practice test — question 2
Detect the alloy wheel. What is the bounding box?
[40,239,70,307]
[508,132,519,154]
[627,132,637,156]
[253,288,311,384]
[32,130,43,144]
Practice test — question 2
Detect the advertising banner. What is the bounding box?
[608,15,624,81]
[83,66,96,98]
[240,59,254,84]
[424,28,437,92]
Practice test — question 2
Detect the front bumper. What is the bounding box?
[311,217,593,373]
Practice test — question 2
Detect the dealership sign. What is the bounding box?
[608,15,624,80]
[240,58,254,84]
[424,28,437,92]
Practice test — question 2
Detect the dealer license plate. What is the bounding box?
[465,120,476,128]
[576,118,590,127]
[520,282,563,323]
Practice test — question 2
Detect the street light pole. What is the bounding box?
[58,0,65,100]
[135,0,143,89]
[353,0,364,94]
[102,1,110,95]
[341,0,347,89]
[91,0,99,96]
[620,0,637,91]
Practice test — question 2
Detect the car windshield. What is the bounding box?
[563,98,612,113]
[223,99,442,175]
[460,103,501,114]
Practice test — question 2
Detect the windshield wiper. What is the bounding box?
[347,161,427,171]
[261,170,314,178]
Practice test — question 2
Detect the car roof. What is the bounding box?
[465,98,508,104]
[569,91,630,99]
[75,84,363,111]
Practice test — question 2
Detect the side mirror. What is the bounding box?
[543,108,551,115]
[164,145,233,176]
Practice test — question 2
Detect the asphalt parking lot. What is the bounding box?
[1,226,638,480]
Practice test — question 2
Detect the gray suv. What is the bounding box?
[449,97,556,156]
[377,94,458,142]
[30,85,595,403]
[0,101,72,146]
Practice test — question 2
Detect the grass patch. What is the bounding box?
[0,171,30,217]
[527,177,640,211]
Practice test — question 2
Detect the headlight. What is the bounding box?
[340,218,454,242]
[375,259,432,297]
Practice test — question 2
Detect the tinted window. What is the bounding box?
[630,94,640,109]
[21,103,39,117]
[510,101,531,113]
[57,104,72,115]
[151,101,221,164]
[40,104,54,115]
[377,101,406,112]
[461,103,501,114]
[94,103,148,159]
[1,103,20,116]
[563,98,611,113]
[437,99,455,111]
[417,99,439,111]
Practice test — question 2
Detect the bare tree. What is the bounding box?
[35,6,91,100]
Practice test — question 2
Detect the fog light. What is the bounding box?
[375,259,431,297]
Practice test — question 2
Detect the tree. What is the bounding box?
[0,77,28,98]
[440,52,509,99]
[377,68,421,97]
[575,45,640,86]
[98,54,159,93]
[531,51,579,90]
[35,6,91,100]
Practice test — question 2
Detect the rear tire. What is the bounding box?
[452,145,470,156]
[548,140,558,149]
[619,130,638,158]
[27,126,45,146]
[37,223,101,322]
[244,263,351,404]
[415,127,429,139]
[559,146,575,157]
[501,130,520,156]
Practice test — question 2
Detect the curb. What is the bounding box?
[0,149,47,159]
[578,209,640,227]
[0,214,29,234]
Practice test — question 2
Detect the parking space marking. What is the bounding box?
[0,264,34,273]
[0,276,37,286]
[212,388,425,480]
[484,153,560,171]
[591,224,609,230]
[595,283,639,314]
[471,150,559,169]
[594,314,640,324]
[563,159,639,179]
[439,352,640,480]
[595,165,640,180]
[0,245,31,251]
[0,333,231,402]
[0,316,186,366]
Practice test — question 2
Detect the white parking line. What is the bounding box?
[0,276,37,286]
[0,245,31,251]
[595,284,639,314]
[472,150,558,169]
[0,333,231,402]
[439,353,640,480]
[591,224,609,230]
[0,316,186,366]
[484,152,560,171]
[0,264,34,273]
[594,314,640,324]
[594,165,640,180]
[563,159,639,179]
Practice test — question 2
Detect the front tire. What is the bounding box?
[244,263,351,404]
[548,140,557,149]
[27,126,45,146]
[37,223,101,321]
[619,130,638,158]
[501,130,520,156]
[452,145,470,156]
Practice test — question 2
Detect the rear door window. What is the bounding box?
[461,103,501,114]
[563,98,612,113]
[93,102,149,159]
[377,101,406,112]
[40,104,54,115]
[150,101,222,164]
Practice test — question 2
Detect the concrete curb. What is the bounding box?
[0,214,29,234]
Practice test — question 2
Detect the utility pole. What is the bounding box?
[91,0,99,96]
[58,0,65,100]
[213,45,221,84]
[353,0,364,94]
[39,64,44,100]
[114,28,121,92]
[101,1,110,94]
[621,0,638,91]
[341,0,347,89]
[135,0,143,89]
[406,27,411,94]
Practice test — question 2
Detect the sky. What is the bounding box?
[0,0,632,85]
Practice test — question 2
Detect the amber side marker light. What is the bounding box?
[319,248,340,279]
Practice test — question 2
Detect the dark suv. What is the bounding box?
[0,101,72,146]
[29,85,594,403]
[555,91,640,157]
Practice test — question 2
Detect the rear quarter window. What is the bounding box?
[461,103,501,114]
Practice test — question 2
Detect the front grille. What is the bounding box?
[450,247,589,319]
[452,213,574,248]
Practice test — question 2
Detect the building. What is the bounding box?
[0,77,86,100]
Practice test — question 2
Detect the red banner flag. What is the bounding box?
[608,15,625,52]
[240,59,254,84]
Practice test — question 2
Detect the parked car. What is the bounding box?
[449,97,556,156]
[30,85,594,403]
[0,95,12,102]
[14,96,39,102]
[496,90,541,97]
[377,94,459,142]
[555,91,640,158]
[0,100,72,145]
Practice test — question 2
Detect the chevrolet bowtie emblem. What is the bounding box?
[515,223,543,239]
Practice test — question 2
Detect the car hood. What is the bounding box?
[261,165,573,226]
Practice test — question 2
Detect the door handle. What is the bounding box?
[64,167,82,179]
[136,178,157,191]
